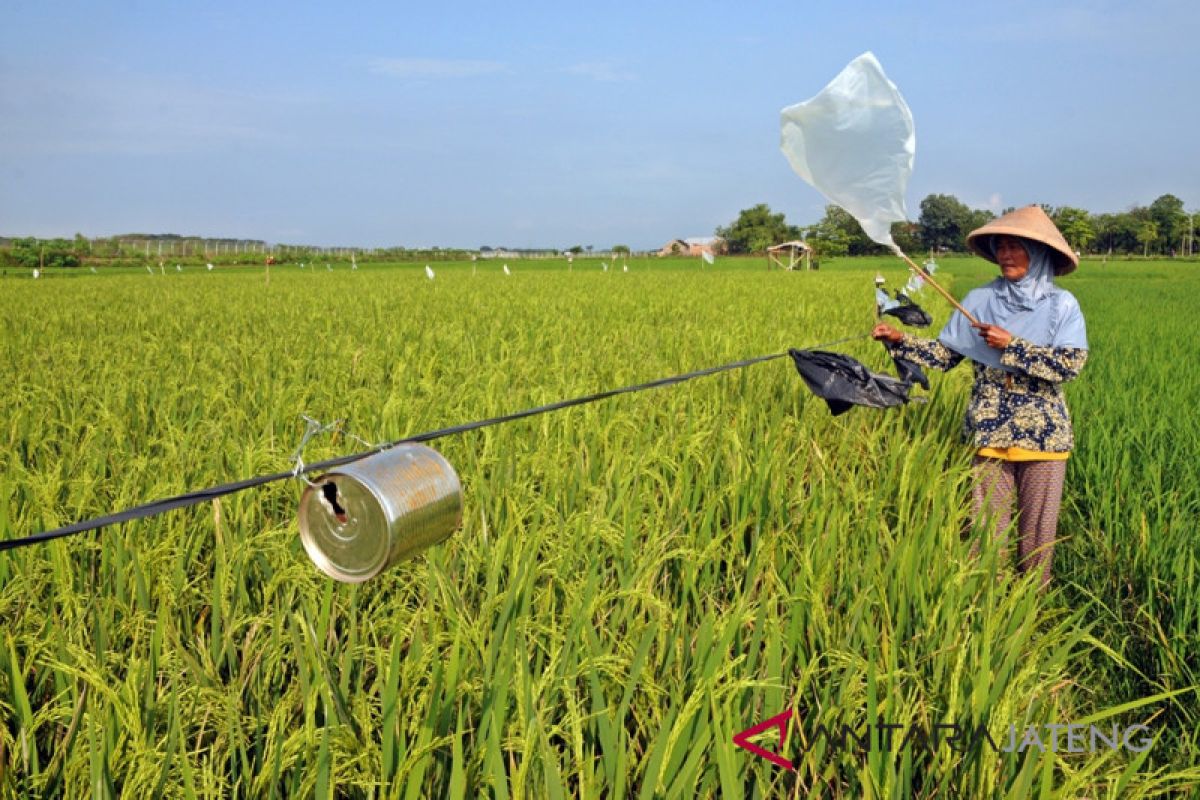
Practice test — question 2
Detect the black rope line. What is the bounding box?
[0,332,870,552]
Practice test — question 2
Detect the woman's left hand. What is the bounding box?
[973,323,1013,349]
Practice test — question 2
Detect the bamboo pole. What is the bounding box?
[897,251,979,326]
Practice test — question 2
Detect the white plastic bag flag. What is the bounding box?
[780,52,915,253]
[701,251,715,265]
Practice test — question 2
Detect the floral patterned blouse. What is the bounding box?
[887,334,1088,452]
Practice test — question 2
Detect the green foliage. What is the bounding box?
[715,204,801,254]
[1148,194,1186,253]
[0,238,81,270]
[810,205,888,257]
[1136,221,1160,256]
[1052,207,1095,252]
[890,221,923,254]
[918,194,994,252]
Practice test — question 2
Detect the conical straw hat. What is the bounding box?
[966,205,1078,276]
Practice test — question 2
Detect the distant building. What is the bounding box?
[658,236,723,257]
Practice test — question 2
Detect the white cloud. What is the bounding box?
[368,58,508,78]
[564,61,636,82]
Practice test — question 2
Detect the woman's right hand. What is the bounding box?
[871,323,903,344]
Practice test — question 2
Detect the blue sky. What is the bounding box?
[1,1,1196,249]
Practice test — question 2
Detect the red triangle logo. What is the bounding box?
[732,710,795,771]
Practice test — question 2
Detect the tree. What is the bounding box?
[918,194,974,251]
[1,237,80,269]
[916,194,996,252]
[807,215,849,258]
[800,205,885,256]
[1052,207,1094,252]
[890,222,922,254]
[1094,207,1149,255]
[966,208,997,234]
[715,204,801,254]
[1136,220,1159,257]
[1148,194,1186,254]
[612,244,630,256]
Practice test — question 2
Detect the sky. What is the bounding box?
[1,0,1197,250]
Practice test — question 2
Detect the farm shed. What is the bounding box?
[767,240,813,271]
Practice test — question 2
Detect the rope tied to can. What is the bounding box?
[0,331,871,553]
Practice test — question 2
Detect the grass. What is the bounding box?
[0,255,1196,796]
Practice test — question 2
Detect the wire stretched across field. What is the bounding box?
[0,331,870,552]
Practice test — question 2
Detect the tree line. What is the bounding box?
[0,234,483,270]
[716,194,1196,258]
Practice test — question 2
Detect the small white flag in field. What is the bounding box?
[89,266,97,274]
[326,263,332,271]
[780,51,915,254]
[602,262,608,272]
[425,265,435,279]
[207,263,214,271]
[176,264,182,272]
[622,263,628,273]
[503,264,511,275]
[702,251,715,265]
[146,266,154,274]
[32,268,40,279]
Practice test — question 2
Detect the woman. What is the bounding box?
[871,206,1088,588]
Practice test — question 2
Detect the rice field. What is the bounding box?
[0,255,1197,797]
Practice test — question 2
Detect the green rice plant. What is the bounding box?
[0,257,1196,796]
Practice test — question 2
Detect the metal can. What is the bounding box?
[298,444,463,583]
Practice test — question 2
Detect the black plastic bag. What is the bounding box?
[882,291,933,327]
[788,349,927,416]
[891,352,929,390]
